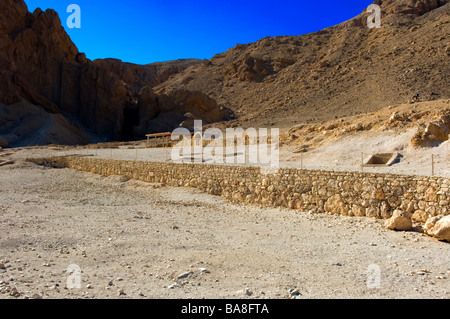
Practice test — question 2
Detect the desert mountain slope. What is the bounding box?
[156,0,450,130]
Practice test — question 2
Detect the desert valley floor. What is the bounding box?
[0,147,448,299]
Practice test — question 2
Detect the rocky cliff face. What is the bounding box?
[0,0,231,147]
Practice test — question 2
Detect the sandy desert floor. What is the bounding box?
[0,148,449,299]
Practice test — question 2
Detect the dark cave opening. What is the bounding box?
[122,105,140,141]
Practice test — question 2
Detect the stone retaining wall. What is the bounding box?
[31,156,449,222]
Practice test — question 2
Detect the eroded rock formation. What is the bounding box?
[0,0,230,146]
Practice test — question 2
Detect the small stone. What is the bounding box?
[177,271,193,280]
[9,287,20,297]
[117,288,126,296]
[418,269,431,274]
[32,293,43,299]
[236,288,253,296]
[289,288,301,296]
[199,268,210,274]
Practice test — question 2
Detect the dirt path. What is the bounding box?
[0,150,449,299]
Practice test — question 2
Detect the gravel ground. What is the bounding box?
[0,148,449,299]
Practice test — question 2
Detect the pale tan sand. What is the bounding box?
[0,148,448,299]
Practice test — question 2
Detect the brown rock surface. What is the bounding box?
[0,0,225,146]
[0,100,89,146]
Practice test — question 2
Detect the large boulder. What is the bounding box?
[411,113,450,147]
[423,215,450,242]
[385,210,413,231]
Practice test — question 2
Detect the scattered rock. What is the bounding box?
[389,112,405,124]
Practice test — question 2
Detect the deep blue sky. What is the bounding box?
[24,0,373,65]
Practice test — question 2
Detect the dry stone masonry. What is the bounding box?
[30,156,450,240]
